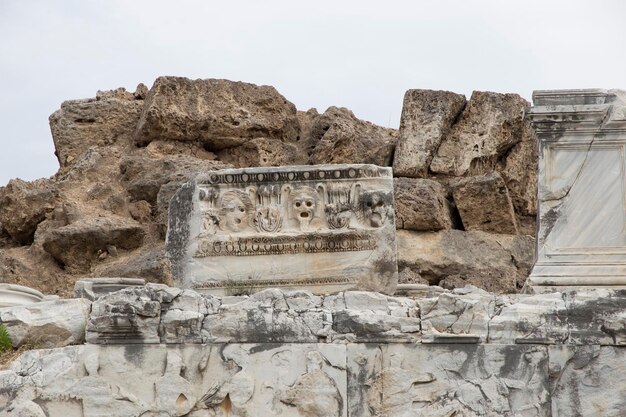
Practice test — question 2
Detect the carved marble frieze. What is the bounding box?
[166,164,397,295]
[527,89,626,287]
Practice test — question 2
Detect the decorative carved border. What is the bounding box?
[198,166,386,186]
[194,231,378,257]
[194,275,356,290]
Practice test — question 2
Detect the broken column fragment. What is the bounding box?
[166,164,398,295]
[528,89,626,288]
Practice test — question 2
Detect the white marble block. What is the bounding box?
[166,164,398,295]
[528,89,626,287]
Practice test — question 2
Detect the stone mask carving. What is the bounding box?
[291,187,319,231]
[199,187,221,235]
[362,191,390,228]
[219,190,253,232]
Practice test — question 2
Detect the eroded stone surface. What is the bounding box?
[135,76,300,150]
[418,286,494,342]
[308,107,398,166]
[397,229,534,292]
[49,88,144,170]
[549,345,626,416]
[85,285,419,345]
[393,89,466,177]
[452,172,519,234]
[496,122,538,234]
[167,164,398,295]
[564,288,626,345]
[348,343,550,417]
[41,216,145,273]
[394,177,452,231]
[0,344,348,417]
[430,91,528,177]
[1,285,626,416]
[119,154,231,206]
[488,292,568,344]
[0,179,57,244]
[217,137,304,168]
[2,282,624,356]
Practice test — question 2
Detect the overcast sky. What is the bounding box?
[1,0,625,185]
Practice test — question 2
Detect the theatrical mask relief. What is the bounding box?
[166,164,398,295]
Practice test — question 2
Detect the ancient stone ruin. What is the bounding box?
[0,79,625,416]
[167,164,397,295]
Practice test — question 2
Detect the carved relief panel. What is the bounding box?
[167,164,397,295]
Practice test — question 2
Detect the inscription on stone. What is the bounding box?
[166,164,398,295]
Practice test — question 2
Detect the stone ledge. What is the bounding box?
[80,283,626,346]
[2,284,624,349]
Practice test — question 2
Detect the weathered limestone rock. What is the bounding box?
[119,154,231,205]
[41,216,145,272]
[95,245,172,284]
[528,89,626,288]
[135,76,300,150]
[309,107,398,166]
[143,139,218,161]
[348,343,551,416]
[397,229,534,292]
[452,171,519,234]
[430,91,528,176]
[397,267,429,285]
[0,246,69,297]
[393,89,466,177]
[295,108,320,158]
[549,346,626,416]
[0,179,57,244]
[394,177,453,231]
[49,87,144,169]
[0,298,89,347]
[217,137,303,167]
[497,122,538,219]
[167,164,398,295]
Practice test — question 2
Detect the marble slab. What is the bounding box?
[1,344,347,417]
[166,164,398,295]
[347,343,551,416]
[527,89,626,287]
[549,345,626,416]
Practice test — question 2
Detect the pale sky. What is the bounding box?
[1,0,625,185]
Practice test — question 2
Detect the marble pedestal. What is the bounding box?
[528,89,626,288]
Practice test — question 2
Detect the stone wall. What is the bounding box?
[0,77,536,296]
[1,284,624,416]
